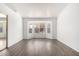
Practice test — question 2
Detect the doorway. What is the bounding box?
[0,13,8,51]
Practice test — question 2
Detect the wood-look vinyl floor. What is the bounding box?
[0,39,79,56]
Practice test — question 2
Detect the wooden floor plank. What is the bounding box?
[0,39,79,56]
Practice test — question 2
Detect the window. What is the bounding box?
[47,24,50,33]
[29,24,33,33]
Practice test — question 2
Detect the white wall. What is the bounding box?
[0,4,23,47]
[57,4,79,52]
[23,17,57,39]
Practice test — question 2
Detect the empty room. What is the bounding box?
[0,3,79,56]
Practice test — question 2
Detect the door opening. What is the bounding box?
[0,13,8,51]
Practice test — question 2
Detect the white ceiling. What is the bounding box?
[5,3,68,18]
